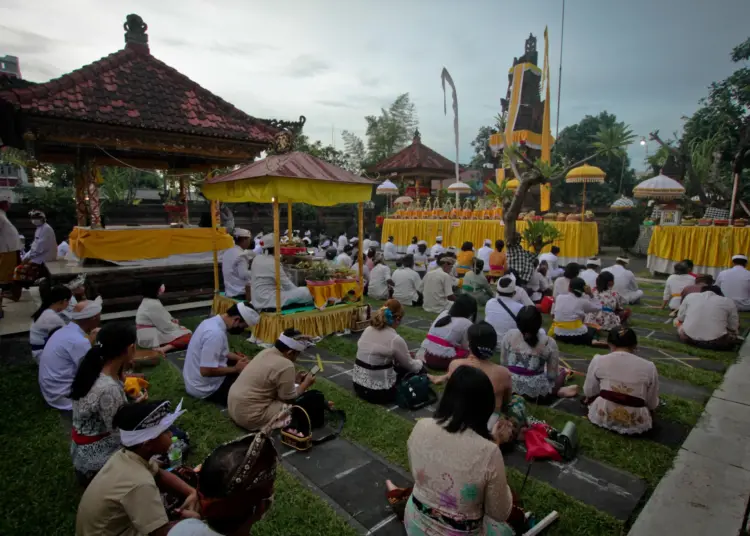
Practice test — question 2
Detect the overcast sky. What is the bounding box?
[2,0,749,170]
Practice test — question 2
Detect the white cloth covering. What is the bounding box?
[135,298,192,348]
[663,273,696,310]
[602,264,644,304]
[477,245,493,272]
[485,296,524,347]
[119,399,186,447]
[38,322,92,410]
[553,294,601,336]
[383,241,399,261]
[677,291,739,341]
[368,264,392,300]
[250,254,312,310]
[391,267,422,304]
[716,265,750,311]
[23,222,57,264]
[183,315,230,398]
[222,245,253,298]
[29,308,66,362]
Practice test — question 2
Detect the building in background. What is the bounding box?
[1,54,28,200]
[0,55,21,78]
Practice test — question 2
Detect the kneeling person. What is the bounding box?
[228,329,315,431]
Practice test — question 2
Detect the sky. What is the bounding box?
[1,0,749,171]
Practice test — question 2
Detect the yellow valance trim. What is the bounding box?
[201,176,373,206]
[648,226,750,268]
[489,130,554,151]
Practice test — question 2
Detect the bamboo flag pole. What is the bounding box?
[210,199,220,300]
[287,201,293,240]
[273,199,281,313]
[358,202,364,297]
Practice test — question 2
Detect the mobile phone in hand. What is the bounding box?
[310,365,321,376]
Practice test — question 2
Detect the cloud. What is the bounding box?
[287,54,330,78]
[0,25,58,55]
[158,37,276,56]
[315,100,356,109]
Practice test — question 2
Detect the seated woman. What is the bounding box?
[431,322,527,446]
[462,259,494,306]
[455,241,475,277]
[487,239,506,282]
[552,263,580,299]
[353,300,425,404]
[228,329,318,431]
[29,284,71,363]
[76,401,197,535]
[70,322,137,484]
[527,261,552,303]
[501,306,578,400]
[388,366,523,535]
[552,277,606,346]
[662,261,695,314]
[135,279,192,354]
[585,271,629,330]
[367,253,393,300]
[584,327,659,435]
[418,295,477,370]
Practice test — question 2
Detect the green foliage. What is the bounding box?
[485,179,514,207]
[521,220,564,253]
[292,132,351,170]
[603,205,646,251]
[13,184,77,237]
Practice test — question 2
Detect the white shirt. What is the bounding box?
[602,264,640,297]
[427,311,473,349]
[538,252,559,273]
[406,243,419,255]
[422,269,455,314]
[663,273,696,309]
[678,291,739,341]
[38,322,92,410]
[513,287,534,307]
[253,244,263,255]
[57,241,70,259]
[29,308,66,360]
[552,277,570,298]
[362,238,371,253]
[168,519,222,536]
[135,298,192,348]
[413,251,429,273]
[392,267,422,304]
[477,246,493,272]
[485,296,524,345]
[183,315,229,398]
[222,245,252,297]
[553,293,601,336]
[0,209,20,253]
[527,270,550,301]
[580,268,599,289]
[335,253,353,267]
[717,265,750,311]
[430,243,445,257]
[338,235,348,252]
[383,241,399,261]
[24,222,57,264]
[368,263,392,300]
[250,253,299,310]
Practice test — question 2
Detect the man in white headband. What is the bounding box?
[716,254,750,311]
[228,328,319,432]
[580,257,602,289]
[76,400,198,536]
[38,300,101,411]
[7,208,57,301]
[222,228,255,300]
[61,273,103,323]
[183,301,260,405]
[477,238,493,273]
[431,236,445,258]
[485,275,525,346]
[602,256,644,304]
[250,233,314,311]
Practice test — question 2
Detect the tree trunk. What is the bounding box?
[503,178,534,243]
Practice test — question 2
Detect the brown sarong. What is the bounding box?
[0,251,20,284]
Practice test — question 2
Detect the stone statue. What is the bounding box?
[124,14,148,45]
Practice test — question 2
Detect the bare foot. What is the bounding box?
[385,479,397,492]
[557,385,579,398]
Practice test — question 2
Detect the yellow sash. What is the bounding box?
[548,319,584,336]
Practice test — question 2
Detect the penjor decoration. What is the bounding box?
[441,68,463,204]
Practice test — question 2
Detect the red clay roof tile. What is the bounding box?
[369,133,456,175]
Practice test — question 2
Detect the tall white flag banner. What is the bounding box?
[441,68,460,182]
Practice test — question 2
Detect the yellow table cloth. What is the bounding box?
[70,226,233,261]
[647,225,750,275]
[381,219,598,261]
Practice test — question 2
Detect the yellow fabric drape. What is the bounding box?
[381,219,598,258]
[69,227,233,261]
[548,319,584,337]
[648,226,750,268]
[504,65,526,147]
[202,176,372,206]
[307,283,338,309]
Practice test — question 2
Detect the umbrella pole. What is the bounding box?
[358,202,364,298]
[287,202,293,241]
[273,199,281,313]
[581,182,586,223]
[210,200,219,308]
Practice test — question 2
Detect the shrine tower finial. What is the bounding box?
[413,128,421,143]
[124,14,149,51]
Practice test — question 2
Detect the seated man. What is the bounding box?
[61,274,102,323]
[335,244,354,267]
[602,257,643,304]
[676,285,739,350]
[485,275,524,345]
[391,254,423,306]
[462,259,494,306]
[505,233,537,286]
[421,256,457,314]
[527,260,552,303]
[250,234,313,311]
[383,235,400,261]
[135,278,192,354]
[538,246,563,279]
[228,329,315,431]
[221,228,255,300]
[681,274,713,301]
[38,300,101,412]
[183,302,260,405]
[716,254,750,311]
[7,209,57,301]
[75,401,197,536]
[580,257,601,289]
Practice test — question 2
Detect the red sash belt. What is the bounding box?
[72,428,111,445]
[598,389,646,408]
[425,334,469,358]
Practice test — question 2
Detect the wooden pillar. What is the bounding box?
[86,164,102,228]
[210,199,220,296]
[287,201,293,240]
[358,202,364,298]
[179,176,189,225]
[273,199,281,313]
[73,160,88,227]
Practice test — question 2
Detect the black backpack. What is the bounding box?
[284,390,346,448]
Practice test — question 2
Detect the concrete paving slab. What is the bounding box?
[682,396,750,470]
[628,450,750,536]
[286,439,373,488]
[714,360,750,406]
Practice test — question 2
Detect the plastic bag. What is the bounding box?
[524,423,561,462]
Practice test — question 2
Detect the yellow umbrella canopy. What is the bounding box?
[565,164,606,184]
